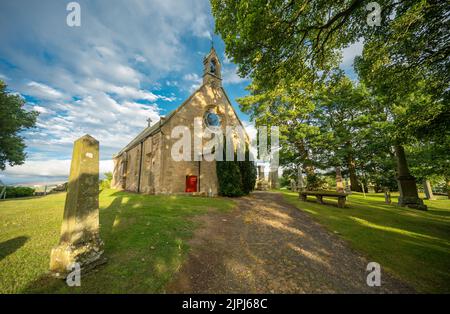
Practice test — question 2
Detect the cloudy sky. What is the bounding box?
[0,0,362,185]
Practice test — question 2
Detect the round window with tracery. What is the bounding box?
[204,109,221,131]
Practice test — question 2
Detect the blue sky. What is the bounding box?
[0,0,362,185]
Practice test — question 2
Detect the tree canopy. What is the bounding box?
[212,0,449,193]
[0,81,38,170]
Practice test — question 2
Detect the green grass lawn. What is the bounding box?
[0,189,234,293]
[281,190,450,293]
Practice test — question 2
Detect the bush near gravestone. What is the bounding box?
[238,147,257,195]
[100,172,113,189]
[216,138,256,197]
[4,186,35,198]
[217,157,244,197]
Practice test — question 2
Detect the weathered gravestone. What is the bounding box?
[394,145,427,210]
[384,188,391,204]
[50,134,105,278]
[290,179,297,192]
[344,178,352,194]
[423,180,436,200]
[368,184,376,194]
[335,167,344,193]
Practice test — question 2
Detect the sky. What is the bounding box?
[0,0,363,185]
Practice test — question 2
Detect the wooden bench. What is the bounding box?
[299,191,348,208]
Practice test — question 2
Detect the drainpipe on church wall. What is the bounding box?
[198,152,201,193]
[137,141,143,193]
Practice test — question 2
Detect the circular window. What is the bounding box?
[204,109,221,131]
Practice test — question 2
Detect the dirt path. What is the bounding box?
[166,192,414,293]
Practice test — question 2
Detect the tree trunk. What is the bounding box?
[347,154,361,192]
[296,140,316,190]
[446,178,450,199]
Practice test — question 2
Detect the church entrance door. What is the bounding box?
[186,175,198,192]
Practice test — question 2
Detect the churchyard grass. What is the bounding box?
[281,190,450,293]
[0,189,234,293]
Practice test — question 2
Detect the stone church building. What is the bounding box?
[111,48,249,195]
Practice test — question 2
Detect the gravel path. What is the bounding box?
[166,192,414,293]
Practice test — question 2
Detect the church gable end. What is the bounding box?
[112,47,248,195]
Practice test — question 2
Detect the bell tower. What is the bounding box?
[203,47,222,87]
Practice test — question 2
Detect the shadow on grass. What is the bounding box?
[281,191,450,293]
[22,189,225,293]
[0,236,29,261]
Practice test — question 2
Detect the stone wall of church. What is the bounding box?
[158,83,246,195]
[112,83,248,196]
[139,132,163,194]
[125,144,141,192]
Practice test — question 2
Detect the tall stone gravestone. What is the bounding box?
[50,135,104,278]
[423,180,436,200]
[395,145,427,210]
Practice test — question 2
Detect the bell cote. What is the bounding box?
[203,47,222,87]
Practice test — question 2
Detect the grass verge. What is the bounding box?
[281,190,450,293]
[0,188,234,293]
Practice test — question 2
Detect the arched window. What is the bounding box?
[210,59,216,74]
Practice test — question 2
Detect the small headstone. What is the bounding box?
[384,188,391,204]
[49,134,105,278]
[368,184,376,193]
[344,178,352,194]
[335,167,344,193]
[290,179,297,192]
[423,180,436,200]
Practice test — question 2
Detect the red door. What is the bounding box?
[185,175,197,192]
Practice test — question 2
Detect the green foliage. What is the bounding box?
[0,81,39,170]
[4,186,35,198]
[279,175,291,188]
[216,138,256,197]
[238,158,257,195]
[212,0,448,192]
[100,172,113,189]
[216,157,244,197]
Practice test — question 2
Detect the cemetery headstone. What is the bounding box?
[384,188,391,204]
[49,134,105,278]
[423,180,436,200]
[335,167,344,193]
[395,145,427,210]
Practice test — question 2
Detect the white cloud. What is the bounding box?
[222,66,247,84]
[340,40,364,69]
[0,0,237,183]
[2,159,113,178]
[25,81,65,100]
[183,73,202,92]
[134,55,147,63]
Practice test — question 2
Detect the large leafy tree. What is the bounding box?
[0,81,38,170]
[212,0,449,193]
[354,23,449,193]
[212,0,449,88]
[238,70,322,187]
[312,70,377,191]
